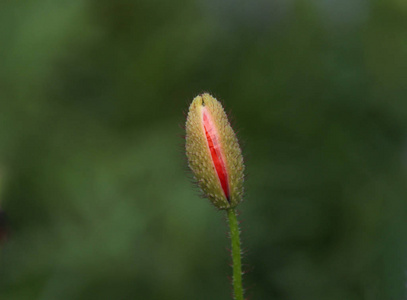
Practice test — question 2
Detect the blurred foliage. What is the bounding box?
[1,0,407,299]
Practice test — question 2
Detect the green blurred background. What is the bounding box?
[1,0,407,299]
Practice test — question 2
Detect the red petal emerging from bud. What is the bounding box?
[202,108,230,202]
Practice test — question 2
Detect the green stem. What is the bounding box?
[227,208,244,300]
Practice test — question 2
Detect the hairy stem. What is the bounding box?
[227,208,244,300]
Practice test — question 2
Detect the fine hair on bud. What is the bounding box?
[185,93,244,210]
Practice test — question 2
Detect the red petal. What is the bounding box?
[203,110,230,201]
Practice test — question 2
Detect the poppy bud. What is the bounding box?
[185,93,244,209]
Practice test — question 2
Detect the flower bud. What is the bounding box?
[185,93,244,209]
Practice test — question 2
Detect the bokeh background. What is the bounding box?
[1,0,407,299]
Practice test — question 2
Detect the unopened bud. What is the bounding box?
[185,93,244,209]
